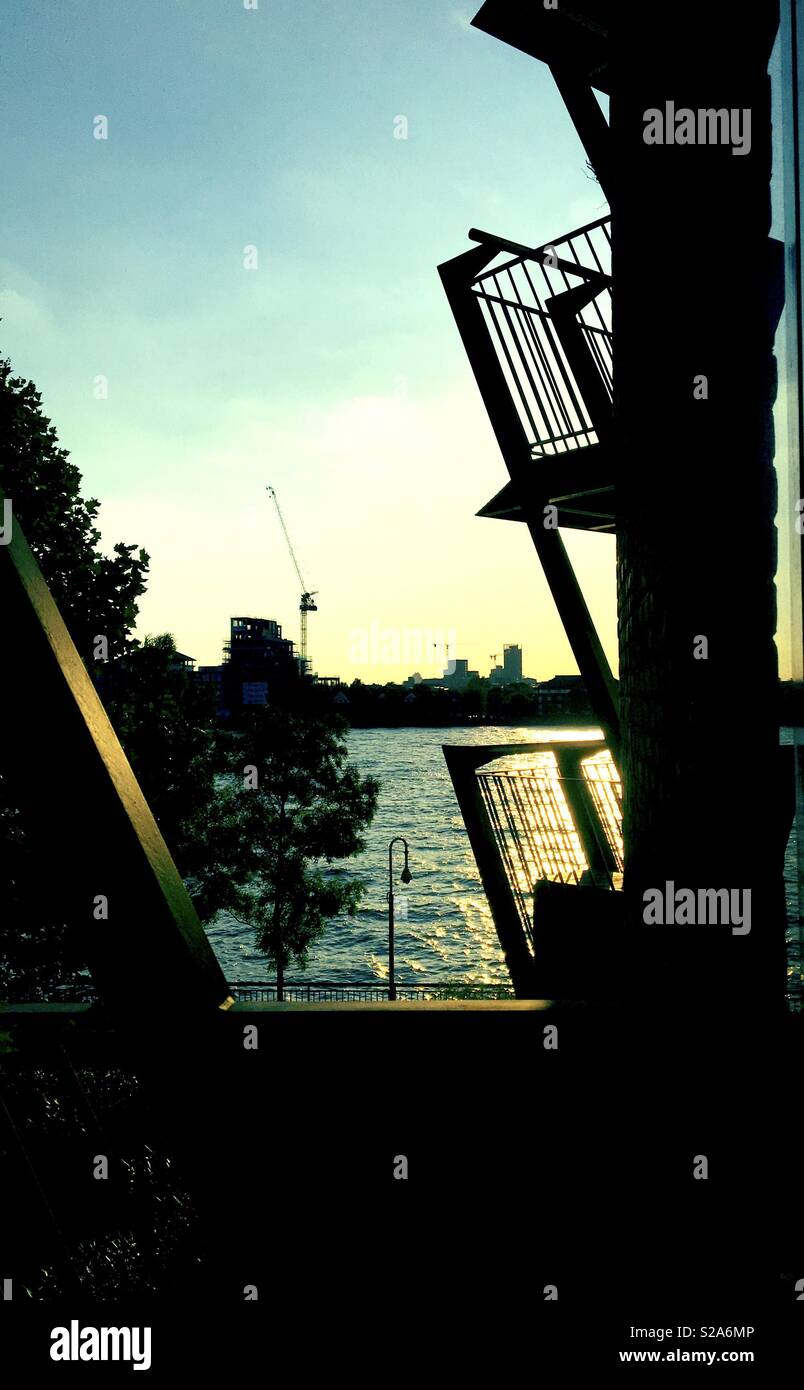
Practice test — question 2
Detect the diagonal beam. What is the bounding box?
[549,64,612,203]
[0,512,234,1016]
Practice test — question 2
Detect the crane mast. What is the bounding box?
[266,486,317,676]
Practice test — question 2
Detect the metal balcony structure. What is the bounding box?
[443,739,622,996]
[470,216,613,530]
[471,2,613,201]
[439,215,619,761]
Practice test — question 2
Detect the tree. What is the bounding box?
[0,354,380,1002]
[195,708,379,998]
[0,355,150,997]
[100,635,222,884]
[0,357,149,663]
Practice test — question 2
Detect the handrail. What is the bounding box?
[468,226,611,286]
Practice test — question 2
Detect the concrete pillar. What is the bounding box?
[611,3,785,1006]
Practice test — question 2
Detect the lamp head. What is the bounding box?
[400,864,412,885]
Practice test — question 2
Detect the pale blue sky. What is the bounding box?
[1,0,616,679]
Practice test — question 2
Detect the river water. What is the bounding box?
[205,724,803,999]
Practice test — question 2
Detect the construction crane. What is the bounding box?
[266,486,317,675]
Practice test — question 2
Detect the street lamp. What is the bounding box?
[388,836,412,1002]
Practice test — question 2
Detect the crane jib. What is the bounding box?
[266,485,318,672]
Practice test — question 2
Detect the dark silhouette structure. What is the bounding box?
[1,0,802,1346]
[0,523,233,1017]
[612,3,788,1008]
[444,739,621,994]
[443,0,797,1012]
[439,213,620,762]
[222,615,296,711]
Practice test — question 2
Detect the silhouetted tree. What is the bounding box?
[0,356,380,1000]
[0,355,149,996]
[194,709,379,998]
[0,357,148,662]
[100,634,222,885]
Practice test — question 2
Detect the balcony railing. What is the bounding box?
[439,218,620,756]
[477,746,622,941]
[469,215,612,458]
[443,739,622,995]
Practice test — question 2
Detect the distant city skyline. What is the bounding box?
[187,615,535,686]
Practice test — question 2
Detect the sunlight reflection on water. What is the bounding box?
[206,725,600,985]
[205,724,801,997]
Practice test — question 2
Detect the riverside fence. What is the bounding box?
[38,979,517,1005]
[226,980,516,1002]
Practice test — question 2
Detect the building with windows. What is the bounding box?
[196,663,225,716]
[502,644,523,683]
[534,674,591,718]
[220,616,297,714]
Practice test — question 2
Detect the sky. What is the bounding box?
[1,1,621,682]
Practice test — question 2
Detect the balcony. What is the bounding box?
[445,216,613,532]
[444,738,622,997]
[439,214,620,756]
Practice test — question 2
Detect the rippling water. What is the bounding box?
[206,725,600,986]
[205,724,803,995]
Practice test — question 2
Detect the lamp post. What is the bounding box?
[388,836,411,1002]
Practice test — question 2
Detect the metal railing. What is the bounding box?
[476,746,622,944]
[35,979,516,1005]
[440,221,620,757]
[581,749,624,872]
[443,740,622,991]
[470,216,612,457]
[227,980,515,1002]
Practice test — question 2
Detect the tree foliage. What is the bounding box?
[0,355,380,1000]
[193,709,379,995]
[0,357,149,662]
[100,635,222,883]
[0,357,151,996]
